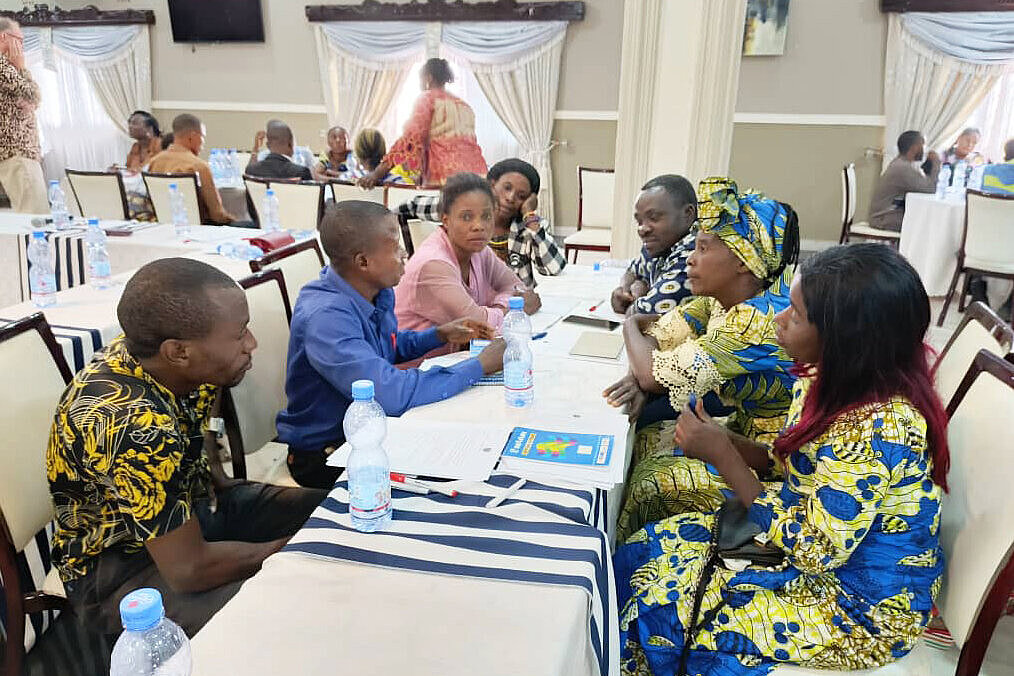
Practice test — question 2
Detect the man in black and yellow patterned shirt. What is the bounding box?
[47,258,326,636]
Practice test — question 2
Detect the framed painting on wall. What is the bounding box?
[743,0,790,56]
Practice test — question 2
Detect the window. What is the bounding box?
[378,59,520,169]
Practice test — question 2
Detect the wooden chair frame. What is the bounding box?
[938,189,1014,328]
[942,350,1014,676]
[64,169,129,220]
[141,171,208,224]
[838,162,900,246]
[936,301,1014,369]
[248,237,325,275]
[565,166,614,263]
[222,270,292,480]
[0,313,72,676]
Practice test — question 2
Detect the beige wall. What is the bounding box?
[731,0,887,244]
[550,119,616,233]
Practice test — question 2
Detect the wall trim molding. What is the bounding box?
[554,110,618,121]
[152,100,329,114]
[734,113,887,127]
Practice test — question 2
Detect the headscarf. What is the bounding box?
[696,176,792,282]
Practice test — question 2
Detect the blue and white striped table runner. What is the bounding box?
[284,474,619,676]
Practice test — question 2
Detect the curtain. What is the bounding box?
[884,14,1013,163]
[962,72,1014,162]
[314,22,424,133]
[441,22,566,227]
[903,12,1014,65]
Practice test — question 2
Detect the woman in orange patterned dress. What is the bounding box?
[358,58,487,188]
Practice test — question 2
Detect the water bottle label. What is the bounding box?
[89,261,111,279]
[350,480,391,519]
[503,362,533,391]
[31,273,56,294]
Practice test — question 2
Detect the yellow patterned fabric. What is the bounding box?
[614,377,943,676]
[47,337,216,581]
[615,280,795,542]
[698,177,788,282]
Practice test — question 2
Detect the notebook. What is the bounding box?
[569,332,624,360]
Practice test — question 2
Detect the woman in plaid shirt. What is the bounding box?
[396,160,566,288]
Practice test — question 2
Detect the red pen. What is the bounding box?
[588,298,606,312]
[391,472,458,497]
[390,332,396,352]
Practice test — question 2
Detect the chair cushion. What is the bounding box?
[964,256,1014,275]
[769,638,930,675]
[564,229,612,247]
[849,223,901,239]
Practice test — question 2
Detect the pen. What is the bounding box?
[532,331,547,340]
[588,299,606,312]
[391,472,458,497]
[486,478,526,508]
[687,393,699,418]
[391,478,429,494]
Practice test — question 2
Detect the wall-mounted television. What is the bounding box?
[168,0,265,43]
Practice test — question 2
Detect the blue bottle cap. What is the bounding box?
[88,218,99,227]
[32,230,45,239]
[593,262,601,271]
[49,179,59,186]
[168,182,178,190]
[266,189,275,197]
[119,588,164,631]
[508,296,524,310]
[351,379,374,401]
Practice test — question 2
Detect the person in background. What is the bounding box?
[611,174,698,315]
[245,120,312,181]
[313,125,359,182]
[396,172,538,351]
[0,18,48,214]
[250,122,315,170]
[868,130,940,232]
[605,177,800,542]
[349,128,404,184]
[942,126,987,185]
[160,132,174,151]
[396,158,566,288]
[614,243,948,675]
[277,200,506,489]
[148,114,236,224]
[123,110,162,172]
[47,258,326,636]
[981,137,1014,196]
[358,58,487,187]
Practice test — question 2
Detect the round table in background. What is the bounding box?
[899,192,964,296]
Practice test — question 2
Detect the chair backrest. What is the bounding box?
[0,314,72,554]
[962,189,1014,273]
[243,176,270,226]
[331,181,385,205]
[385,185,440,211]
[937,350,1014,664]
[143,172,203,225]
[234,151,252,171]
[406,219,439,253]
[64,170,128,220]
[249,238,325,302]
[934,301,1013,408]
[226,270,292,473]
[845,162,859,225]
[270,181,325,231]
[578,167,615,230]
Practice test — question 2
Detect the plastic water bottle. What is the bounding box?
[953,160,968,190]
[168,183,190,238]
[503,296,534,407]
[968,165,985,192]
[27,230,56,308]
[261,189,281,232]
[936,165,951,199]
[85,218,112,289]
[48,180,71,230]
[109,588,191,676]
[344,379,392,533]
[228,149,240,182]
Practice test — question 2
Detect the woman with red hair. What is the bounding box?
[614,243,949,676]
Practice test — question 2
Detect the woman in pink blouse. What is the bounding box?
[396,173,541,355]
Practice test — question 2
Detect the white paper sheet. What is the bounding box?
[326,418,512,481]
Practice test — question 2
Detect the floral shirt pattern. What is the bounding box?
[627,232,696,315]
[47,337,216,581]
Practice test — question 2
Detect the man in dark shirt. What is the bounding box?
[244,119,313,181]
[48,258,326,636]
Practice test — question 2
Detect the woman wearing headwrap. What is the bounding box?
[606,177,800,543]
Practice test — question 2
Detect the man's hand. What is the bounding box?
[926,150,941,167]
[8,39,25,70]
[629,279,648,299]
[611,286,634,313]
[603,373,647,422]
[252,130,266,153]
[519,287,542,315]
[673,396,731,463]
[476,337,507,375]
[436,318,495,344]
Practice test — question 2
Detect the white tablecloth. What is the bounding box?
[899,193,964,297]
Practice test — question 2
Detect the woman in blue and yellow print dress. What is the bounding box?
[607,178,801,542]
[615,243,951,676]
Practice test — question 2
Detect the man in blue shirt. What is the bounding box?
[277,200,506,488]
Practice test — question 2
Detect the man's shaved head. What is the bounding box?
[320,200,396,271]
[172,113,202,136]
[118,258,241,359]
[265,119,294,146]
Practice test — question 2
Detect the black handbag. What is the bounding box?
[716,498,785,567]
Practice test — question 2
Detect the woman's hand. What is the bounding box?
[357,171,382,189]
[520,287,542,315]
[625,313,660,335]
[673,396,731,464]
[603,373,647,422]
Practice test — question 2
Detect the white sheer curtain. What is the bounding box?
[22,25,151,176]
[960,72,1014,162]
[441,21,567,227]
[314,22,424,133]
[884,13,1014,162]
